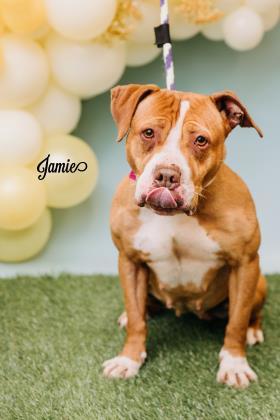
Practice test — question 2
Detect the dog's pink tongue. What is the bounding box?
[146,187,177,209]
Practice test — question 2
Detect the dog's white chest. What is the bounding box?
[134,208,220,288]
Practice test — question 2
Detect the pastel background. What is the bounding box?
[1,26,279,277]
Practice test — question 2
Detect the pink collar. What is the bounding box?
[129,170,136,181]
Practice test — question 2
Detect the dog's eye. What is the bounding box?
[142,128,155,139]
[195,135,208,148]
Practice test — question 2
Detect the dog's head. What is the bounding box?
[111,84,262,215]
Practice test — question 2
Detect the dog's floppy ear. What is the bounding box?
[111,84,160,142]
[211,91,263,138]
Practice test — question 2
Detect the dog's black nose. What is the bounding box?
[154,165,181,190]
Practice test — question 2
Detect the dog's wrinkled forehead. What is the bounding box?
[134,90,181,123]
[133,90,222,134]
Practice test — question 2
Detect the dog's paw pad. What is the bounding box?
[217,349,257,389]
[118,312,128,329]
[246,327,264,346]
[102,356,141,379]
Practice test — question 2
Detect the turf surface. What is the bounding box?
[0,274,279,419]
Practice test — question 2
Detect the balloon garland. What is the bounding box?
[0,0,278,262]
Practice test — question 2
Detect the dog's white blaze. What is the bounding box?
[135,100,194,204]
[134,208,221,288]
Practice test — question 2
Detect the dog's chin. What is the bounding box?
[146,204,194,216]
[137,187,194,216]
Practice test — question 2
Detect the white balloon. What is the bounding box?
[223,7,264,51]
[46,34,126,98]
[44,0,117,41]
[0,110,43,165]
[170,9,200,41]
[128,2,160,44]
[245,0,278,13]
[28,83,81,136]
[0,35,49,108]
[126,41,160,67]
[261,5,280,31]
[202,20,224,41]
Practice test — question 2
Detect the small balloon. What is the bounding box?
[45,0,117,41]
[223,7,264,51]
[0,35,49,108]
[128,2,160,44]
[202,20,224,41]
[36,135,98,208]
[30,23,50,41]
[170,9,200,41]
[28,83,81,136]
[0,166,46,230]
[261,5,280,31]
[0,15,5,36]
[0,209,52,262]
[0,110,43,165]
[126,41,160,67]
[46,34,126,98]
[1,0,46,35]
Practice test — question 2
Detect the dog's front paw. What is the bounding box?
[217,349,257,388]
[246,327,264,346]
[102,354,146,379]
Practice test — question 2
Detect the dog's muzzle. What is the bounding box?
[138,165,187,214]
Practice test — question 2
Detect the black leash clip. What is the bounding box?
[154,23,172,48]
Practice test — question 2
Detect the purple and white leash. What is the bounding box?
[129,0,175,182]
[157,0,175,90]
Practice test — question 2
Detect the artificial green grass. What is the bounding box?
[0,275,279,420]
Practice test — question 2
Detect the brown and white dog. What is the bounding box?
[103,84,267,388]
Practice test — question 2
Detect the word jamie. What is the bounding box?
[37,154,88,180]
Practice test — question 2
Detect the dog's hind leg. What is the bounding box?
[246,273,267,346]
[118,311,128,329]
[118,294,165,329]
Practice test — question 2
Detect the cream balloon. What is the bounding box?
[217,0,242,13]
[0,35,49,108]
[261,5,280,31]
[126,41,160,67]
[44,0,117,41]
[1,0,46,35]
[128,2,160,44]
[0,209,52,262]
[46,34,126,98]
[170,9,200,41]
[0,166,46,230]
[0,110,43,165]
[202,20,224,41]
[37,135,98,208]
[28,83,81,136]
[245,0,278,13]
[223,7,264,51]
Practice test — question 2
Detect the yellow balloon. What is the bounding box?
[0,13,5,68]
[36,135,98,208]
[0,209,52,262]
[1,0,46,35]
[0,166,46,230]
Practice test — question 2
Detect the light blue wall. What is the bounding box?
[1,26,279,276]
